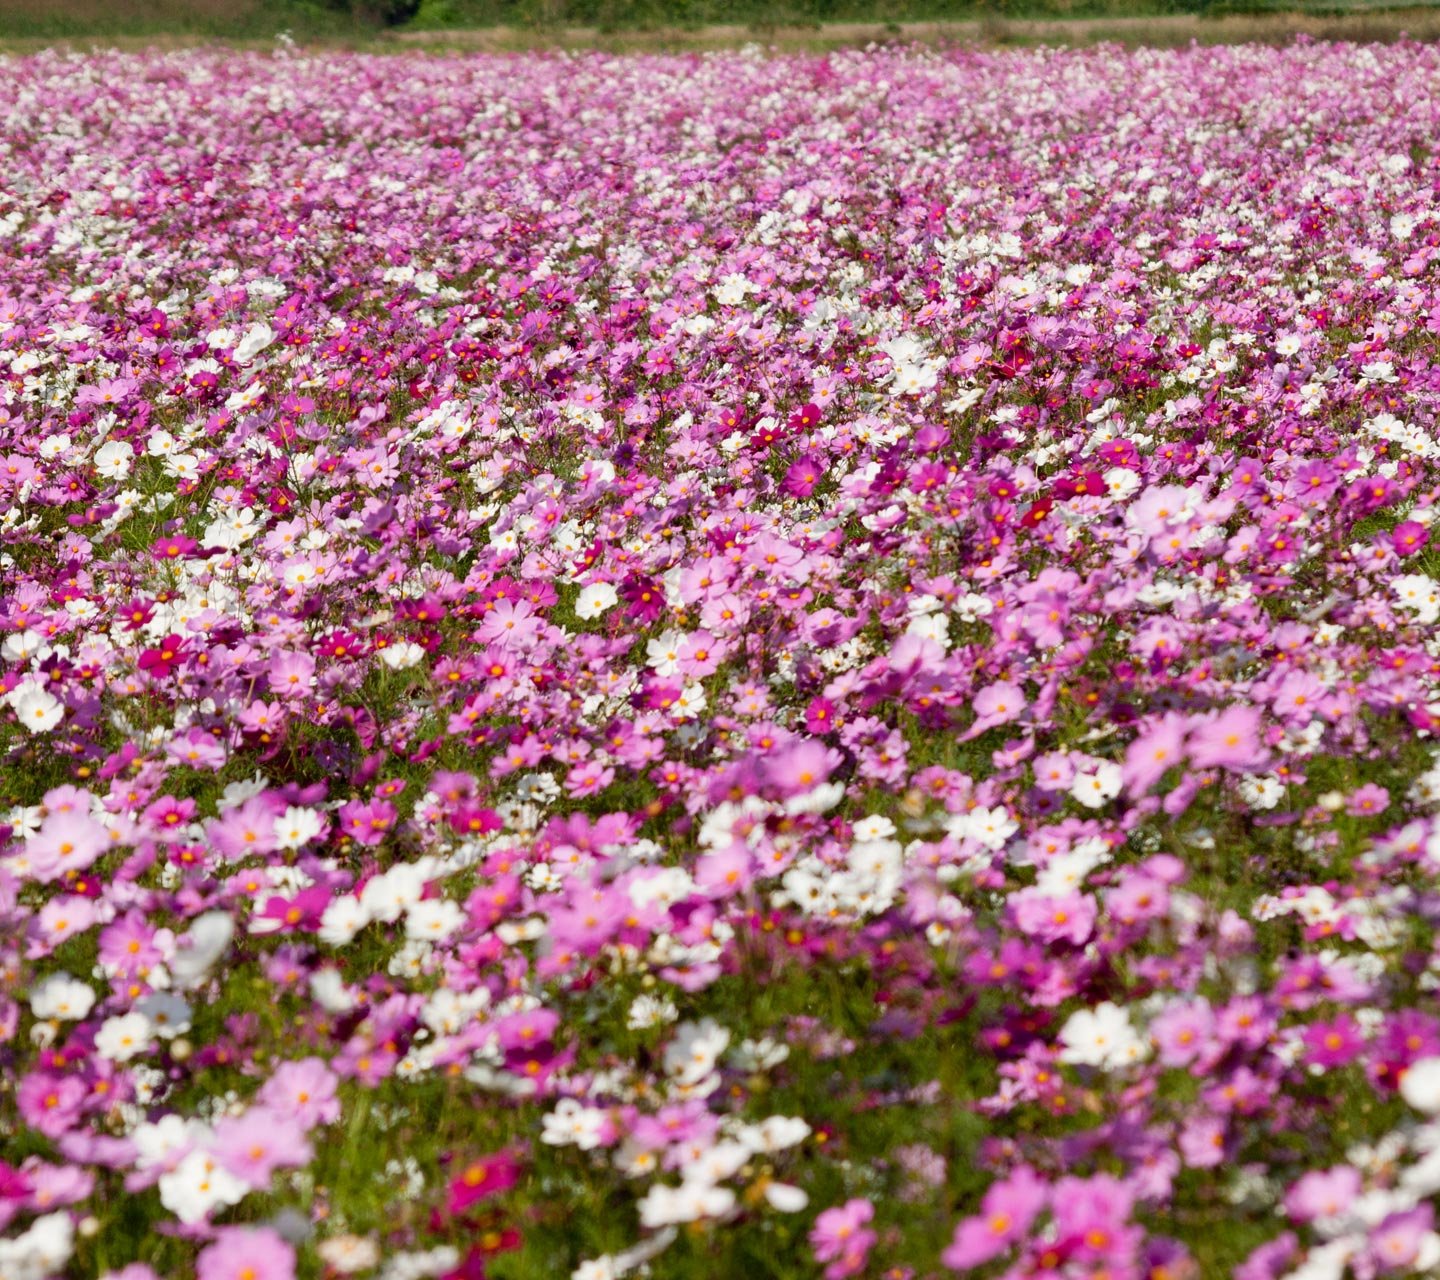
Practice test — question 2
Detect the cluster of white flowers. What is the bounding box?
[1393,573,1440,624]
[0,1213,74,1280]
[879,333,944,397]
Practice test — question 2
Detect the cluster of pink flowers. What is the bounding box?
[6,34,1440,1280]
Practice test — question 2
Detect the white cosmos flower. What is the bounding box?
[1393,574,1440,624]
[132,1114,209,1173]
[575,581,617,619]
[29,974,96,1021]
[664,1018,731,1085]
[360,864,427,924]
[273,805,324,849]
[638,1181,735,1227]
[225,381,265,411]
[645,630,685,676]
[94,439,134,478]
[405,899,463,942]
[906,611,950,650]
[95,1012,155,1061]
[888,361,942,396]
[233,321,275,364]
[318,896,370,947]
[541,1098,609,1150]
[11,683,62,733]
[1401,1058,1440,1113]
[1069,761,1123,809]
[736,1115,811,1154]
[378,641,426,670]
[764,1182,809,1212]
[204,508,258,550]
[627,993,679,1030]
[136,992,192,1038]
[0,1212,74,1279]
[684,1140,749,1185]
[158,1149,247,1223]
[168,912,234,989]
[164,453,200,481]
[1059,1001,1149,1071]
[1,630,44,663]
[310,967,357,1014]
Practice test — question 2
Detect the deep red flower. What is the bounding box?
[138,635,188,678]
[446,1151,522,1215]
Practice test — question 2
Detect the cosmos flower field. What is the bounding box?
[12,33,1440,1280]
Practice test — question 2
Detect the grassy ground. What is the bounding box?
[384,8,1440,48]
[5,0,1440,47]
[7,9,1440,50]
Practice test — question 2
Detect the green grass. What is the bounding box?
[7,0,1440,44]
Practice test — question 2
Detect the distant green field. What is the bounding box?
[400,0,1438,26]
[1,0,1438,41]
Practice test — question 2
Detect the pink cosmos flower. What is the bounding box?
[212,1106,313,1188]
[1051,1173,1136,1261]
[480,598,541,646]
[1346,783,1390,817]
[166,728,228,771]
[149,534,198,562]
[257,1058,341,1127]
[17,1073,87,1139]
[141,795,197,841]
[196,1227,295,1280]
[700,592,749,631]
[1391,520,1430,556]
[1122,715,1187,795]
[1187,705,1268,771]
[696,844,753,897]
[810,1198,876,1280]
[1235,1233,1298,1280]
[1149,999,1214,1067]
[337,798,398,847]
[1303,1014,1366,1069]
[1010,888,1097,946]
[1031,751,1077,792]
[1368,1205,1433,1271]
[566,761,615,799]
[76,377,138,406]
[267,651,316,699]
[208,796,280,859]
[1177,1114,1227,1168]
[676,631,723,678]
[1105,874,1171,928]
[25,811,109,882]
[1285,1165,1363,1222]
[32,895,97,951]
[965,682,1026,739]
[98,913,162,976]
[746,533,805,576]
[942,1165,1047,1269]
[237,701,286,735]
[253,885,332,934]
[763,740,842,797]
